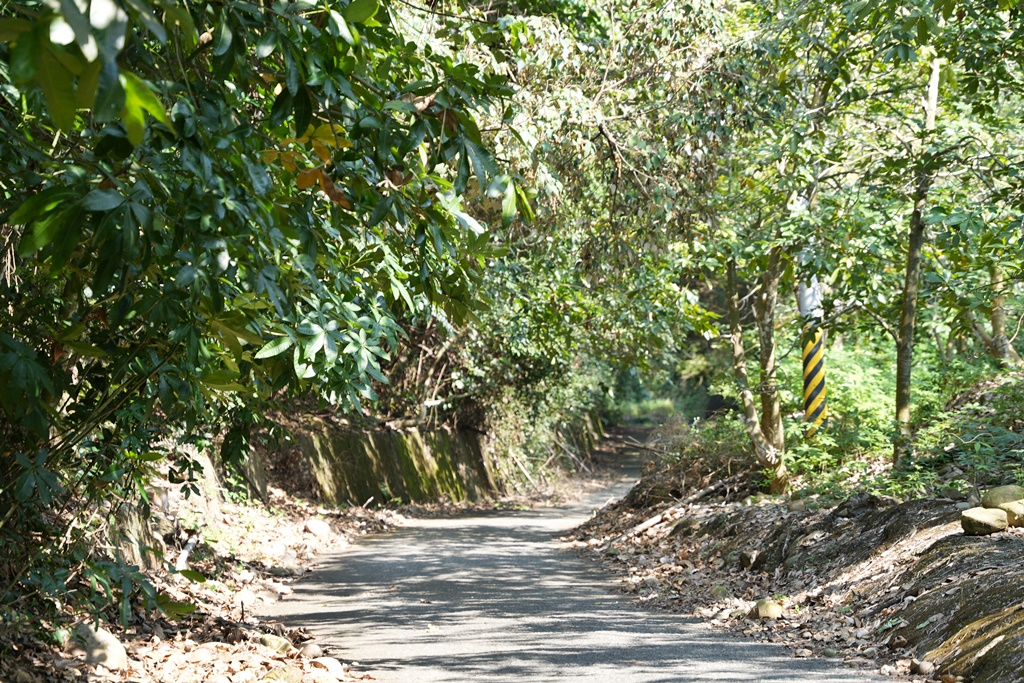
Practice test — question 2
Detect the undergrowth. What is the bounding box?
[641,338,1020,503]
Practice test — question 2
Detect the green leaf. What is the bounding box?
[75,60,103,110]
[164,6,196,48]
[515,184,535,223]
[213,15,233,56]
[121,73,176,145]
[501,180,517,228]
[93,60,125,121]
[38,47,77,131]
[123,0,168,43]
[243,155,272,196]
[9,188,77,225]
[157,593,197,617]
[255,336,294,359]
[328,10,357,45]
[210,318,264,346]
[201,369,243,391]
[256,31,277,58]
[177,569,207,583]
[293,88,313,138]
[19,205,77,255]
[343,0,380,24]
[0,18,32,42]
[62,340,108,358]
[464,139,497,187]
[9,31,39,84]
[82,189,125,211]
[175,264,197,287]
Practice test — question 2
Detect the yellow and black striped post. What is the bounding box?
[802,324,827,430]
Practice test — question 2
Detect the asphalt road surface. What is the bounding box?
[265,459,881,682]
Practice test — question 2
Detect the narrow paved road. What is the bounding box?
[266,447,880,682]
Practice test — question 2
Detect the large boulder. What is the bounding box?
[961,507,1008,535]
[998,501,1024,527]
[752,599,783,620]
[980,485,1024,509]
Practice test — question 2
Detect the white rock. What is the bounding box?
[75,623,128,670]
[235,589,258,608]
[304,518,332,538]
[311,657,349,677]
[300,642,324,658]
[264,540,289,558]
[264,580,293,596]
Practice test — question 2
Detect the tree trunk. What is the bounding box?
[893,57,941,465]
[989,265,1022,365]
[728,259,789,493]
[754,246,785,453]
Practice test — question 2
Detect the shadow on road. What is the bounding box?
[266,437,879,683]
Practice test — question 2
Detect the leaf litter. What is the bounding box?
[568,430,1024,683]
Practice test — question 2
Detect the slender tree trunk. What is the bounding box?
[894,57,940,465]
[754,246,785,453]
[989,265,1022,365]
[728,259,789,493]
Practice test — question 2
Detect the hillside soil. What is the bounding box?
[569,437,1024,683]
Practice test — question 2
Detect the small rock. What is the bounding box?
[753,599,783,620]
[981,485,1024,509]
[305,673,342,683]
[76,622,128,670]
[911,659,936,675]
[264,541,289,558]
[788,499,807,512]
[304,518,332,538]
[998,501,1024,527]
[740,550,758,569]
[300,642,324,658]
[710,584,729,599]
[822,649,840,658]
[259,633,295,653]
[311,657,350,677]
[936,486,966,500]
[235,589,258,608]
[794,648,813,657]
[880,664,895,675]
[264,580,293,597]
[268,565,304,577]
[262,665,303,683]
[642,576,660,588]
[961,507,1008,535]
[12,669,38,683]
[714,609,732,621]
[955,502,971,510]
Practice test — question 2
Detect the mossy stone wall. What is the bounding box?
[292,418,496,506]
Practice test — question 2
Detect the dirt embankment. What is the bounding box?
[571,483,1024,683]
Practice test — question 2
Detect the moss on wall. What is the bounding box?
[290,418,495,506]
